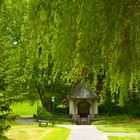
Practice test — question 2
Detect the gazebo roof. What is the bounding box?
[70,84,99,99]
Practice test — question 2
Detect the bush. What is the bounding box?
[55,105,69,115]
[37,107,52,120]
[99,102,123,115]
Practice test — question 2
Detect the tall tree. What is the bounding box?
[1,0,140,113]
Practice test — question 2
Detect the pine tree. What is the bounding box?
[0,94,17,136]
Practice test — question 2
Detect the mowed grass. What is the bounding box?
[92,115,140,133]
[108,136,140,140]
[11,102,37,116]
[42,127,70,140]
[5,125,70,140]
[97,124,140,133]
[6,102,70,140]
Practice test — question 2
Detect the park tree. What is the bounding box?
[0,0,23,135]
[34,0,140,112]
[64,0,139,105]
[1,0,140,115]
[0,0,72,111]
[27,0,140,107]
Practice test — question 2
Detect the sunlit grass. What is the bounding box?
[96,124,140,133]
[11,102,37,116]
[108,136,140,140]
[42,127,70,140]
[3,102,71,140]
[4,125,70,140]
[93,115,140,133]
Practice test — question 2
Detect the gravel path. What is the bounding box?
[58,125,108,140]
[58,125,140,140]
[15,117,38,125]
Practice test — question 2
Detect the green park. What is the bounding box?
[0,0,140,140]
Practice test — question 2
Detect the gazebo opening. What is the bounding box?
[78,101,90,117]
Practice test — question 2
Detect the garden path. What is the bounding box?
[58,125,108,140]
[15,116,38,125]
[58,125,140,140]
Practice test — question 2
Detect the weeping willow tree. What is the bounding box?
[1,0,140,114]
[22,0,140,113]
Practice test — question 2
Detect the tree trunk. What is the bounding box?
[36,85,51,112]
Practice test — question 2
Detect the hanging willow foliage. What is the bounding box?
[1,0,139,109]
[25,0,140,106]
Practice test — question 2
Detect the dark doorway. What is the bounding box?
[78,102,90,117]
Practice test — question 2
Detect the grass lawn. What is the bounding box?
[11,102,73,125]
[108,136,140,140]
[7,102,70,139]
[4,124,70,140]
[11,102,37,116]
[92,115,140,133]
[43,127,70,140]
[96,124,140,133]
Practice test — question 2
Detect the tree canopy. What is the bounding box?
[0,0,140,115]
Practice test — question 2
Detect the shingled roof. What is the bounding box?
[70,84,98,99]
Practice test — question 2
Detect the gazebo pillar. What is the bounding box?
[69,99,75,115]
[93,100,98,115]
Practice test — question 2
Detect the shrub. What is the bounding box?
[37,107,52,120]
[55,105,69,115]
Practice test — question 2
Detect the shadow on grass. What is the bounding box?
[92,115,133,125]
[0,135,14,140]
